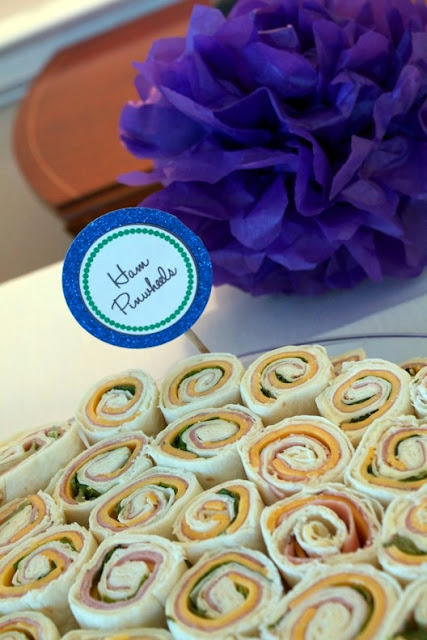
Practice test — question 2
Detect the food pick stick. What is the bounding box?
[186,328,210,354]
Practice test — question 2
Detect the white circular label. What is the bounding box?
[79,224,197,335]
[63,207,212,348]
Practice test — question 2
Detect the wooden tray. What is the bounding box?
[13,0,207,235]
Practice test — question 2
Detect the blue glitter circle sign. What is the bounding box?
[62,208,213,348]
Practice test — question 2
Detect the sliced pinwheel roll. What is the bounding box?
[160,353,244,423]
[379,487,427,583]
[62,630,172,640]
[316,358,413,445]
[0,611,60,639]
[238,416,354,504]
[388,577,427,640]
[148,405,262,489]
[223,636,260,640]
[0,420,84,504]
[89,466,203,541]
[173,479,265,563]
[240,345,334,425]
[261,484,382,585]
[68,534,187,631]
[165,547,283,639]
[0,524,97,633]
[52,433,152,526]
[400,357,427,377]
[330,348,366,375]
[345,415,427,505]
[76,369,164,443]
[261,564,401,640]
[409,365,427,418]
[0,492,64,558]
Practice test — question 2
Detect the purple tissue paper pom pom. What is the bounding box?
[119,0,427,295]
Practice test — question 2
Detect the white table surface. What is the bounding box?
[1,261,427,437]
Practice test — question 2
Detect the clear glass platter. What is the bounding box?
[238,334,427,367]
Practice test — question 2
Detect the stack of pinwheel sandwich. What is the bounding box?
[0,345,425,640]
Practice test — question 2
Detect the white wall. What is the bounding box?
[0,103,72,283]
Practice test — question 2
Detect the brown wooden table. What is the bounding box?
[13,0,208,235]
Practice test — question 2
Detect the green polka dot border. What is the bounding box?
[81,228,195,332]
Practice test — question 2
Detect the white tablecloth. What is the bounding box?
[1,261,426,437]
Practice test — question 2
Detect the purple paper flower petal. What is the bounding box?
[318,204,362,243]
[324,245,366,289]
[144,177,255,221]
[374,64,422,139]
[267,211,335,270]
[186,5,226,42]
[259,24,301,51]
[346,227,383,282]
[119,0,427,296]
[313,18,346,86]
[419,97,427,135]
[211,242,265,276]
[242,41,317,99]
[363,137,427,199]
[331,70,381,126]
[147,37,185,64]
[119,102,204,159]
[330,135,374,198]
[340,179,399,218]
[230,175,287,249]
[337,30,392,85]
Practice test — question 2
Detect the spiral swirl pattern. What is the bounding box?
[262,485,382,585]
[262,564,401,640]
[241,345,333,425]
[166,548,283,639]
[316,359,413,445]
[173,480,264,562]
[379,487,427,583]
[0,425,66,476]
[410,366,427,418]
[0,611,60,640]
[239,416,354,504]
[0,421,84,504]
[160,354,244,423]
[346,416,427,505]
[89,467,202,541]
[0,493,63,558]
[76,370,164,443]
[53,433,152,525]
[149,405,262,488]
[69,534,186,631]
[0,525,96,632]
